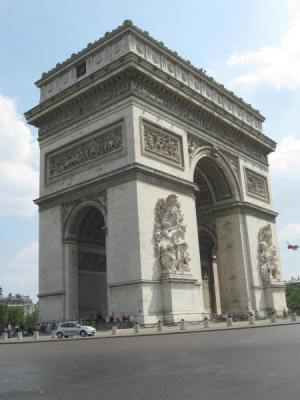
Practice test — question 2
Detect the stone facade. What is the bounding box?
[25,21,286,323]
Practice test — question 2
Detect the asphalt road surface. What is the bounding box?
[0,325,299,400]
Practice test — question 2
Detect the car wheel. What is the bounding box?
[56,332,63,339]
[80,330,87,337]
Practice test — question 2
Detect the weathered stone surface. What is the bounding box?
[25,22,286,324]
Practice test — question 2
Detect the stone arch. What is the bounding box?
[62,199,108,321]
[63,199,107,241]
[190,146,242,203]
[192,146,242,316]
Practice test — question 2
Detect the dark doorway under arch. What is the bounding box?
[76,207,107,321]
[194,155,235,316]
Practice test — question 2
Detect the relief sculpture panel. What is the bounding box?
[245,168,269,202]
[46,121,124,182]
[141,120,184,168]
[258,224,281,284]
[154,194,191,275]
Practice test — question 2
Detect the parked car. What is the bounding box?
[55,322,96,338]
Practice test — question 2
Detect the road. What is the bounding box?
[0,325,299,400]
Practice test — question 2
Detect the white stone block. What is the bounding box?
[112,325,118,335]
[2,332,8,341]
[157,321,163,332]
[203,318,209,328]
[133,323,141,334]
[180,319,186,330]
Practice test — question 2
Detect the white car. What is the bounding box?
[55,322,96,338]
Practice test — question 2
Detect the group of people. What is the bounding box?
[34,321,58,334]
[2,323,23,337]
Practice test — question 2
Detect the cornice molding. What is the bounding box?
[38,291,64,298]
[207,201,278,221]
[31,20,264,133]
[35,162,278,223]
[34,162,195,211]
[26,68,274,165]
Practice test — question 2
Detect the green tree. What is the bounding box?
[286,284,300,311]
[25,310,38,332]
[0,304,8,328]
[7,306,24,326]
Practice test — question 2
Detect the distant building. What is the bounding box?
[0,292,35,315]
[285,277,300,286]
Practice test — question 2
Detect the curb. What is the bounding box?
[1,320,300,345]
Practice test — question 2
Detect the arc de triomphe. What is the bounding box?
[25,21,286,323]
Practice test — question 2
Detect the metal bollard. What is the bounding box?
[17,332,22,341]
[180,319,186,330]
[34,331,39,340]
[157,321,163,332]
[133,323,140,334]
[51,330,56,339]
[249,316,255,325]
[292,312,297,322]
[2,332,8,341]
[227,317,233,327]
[112,325,118,335]
[271,314,277,323]
[203,318,209,328]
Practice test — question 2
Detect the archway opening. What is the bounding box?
[194,156,235,316]
[76,206,107,322]
[198,229,217,314]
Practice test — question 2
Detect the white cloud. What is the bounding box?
[226,0,300,89]
[0,94,39,217]
[280,224,300,241]
[1,241,38,301]
[269,135,300,177]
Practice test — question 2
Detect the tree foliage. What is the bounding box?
[286,284,300,311]
[7,306,24,326]
[25,310,38,332]
[0,304,8,328]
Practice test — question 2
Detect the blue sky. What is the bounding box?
[0,0,300,301]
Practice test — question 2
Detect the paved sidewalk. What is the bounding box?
[1,317,299,345]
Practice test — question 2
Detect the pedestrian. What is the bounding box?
[283,308,288,319]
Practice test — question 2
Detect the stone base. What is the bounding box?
[263,283,286,316]
[160,273,203,323]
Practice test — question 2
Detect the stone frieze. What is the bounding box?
[37,22,263,135]
[141,120,184,168]
[132,79,268,165]
[39,74,269,166]
[47,122,124,182]
[245,168,269,202]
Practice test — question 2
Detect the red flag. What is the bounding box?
[288,243,299,250]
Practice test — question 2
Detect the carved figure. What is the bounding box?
[258,224,281,283]
[154,194,190,274]
[143,122,182,166]
[48,125,123,180]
